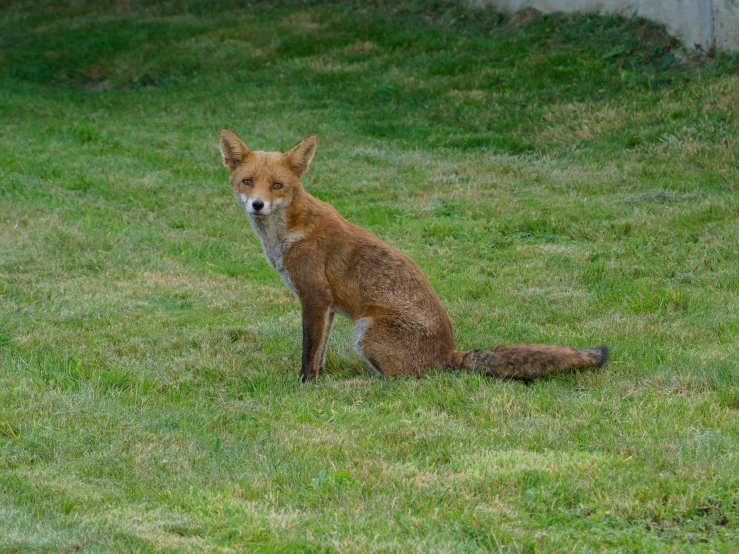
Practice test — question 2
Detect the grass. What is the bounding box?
[1,0,738,551]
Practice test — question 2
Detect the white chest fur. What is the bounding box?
[247,212,303,294]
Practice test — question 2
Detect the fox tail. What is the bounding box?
[453,343,609,379]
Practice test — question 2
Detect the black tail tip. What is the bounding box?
[584,345,609,367]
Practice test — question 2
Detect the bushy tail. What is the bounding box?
[454,343,609,379]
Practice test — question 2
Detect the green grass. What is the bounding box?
[1,0,739,551]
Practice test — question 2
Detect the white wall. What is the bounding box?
[471,0,739,53]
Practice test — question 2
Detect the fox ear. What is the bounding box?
[219,128,249,171]
[284,135,317,177]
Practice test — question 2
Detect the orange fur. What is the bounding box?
[219,129,608,381]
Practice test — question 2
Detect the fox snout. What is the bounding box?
[238,194,275,216]
[248,197,274,215]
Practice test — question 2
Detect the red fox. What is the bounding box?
[219,129,608,382]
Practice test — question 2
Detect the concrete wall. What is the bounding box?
[470,0,739,53]
[714,0,739,52]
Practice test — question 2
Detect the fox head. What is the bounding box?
[219,129,317,217]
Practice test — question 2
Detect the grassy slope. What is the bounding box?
[1,1,738,552]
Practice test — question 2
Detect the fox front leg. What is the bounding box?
[299,294,334,382]
[317,310,335,372]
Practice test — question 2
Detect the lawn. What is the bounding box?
[1,1,738,552]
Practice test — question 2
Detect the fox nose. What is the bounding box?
[252,199,265,211]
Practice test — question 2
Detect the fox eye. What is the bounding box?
[271,182,283,190]
[243,178,253,186]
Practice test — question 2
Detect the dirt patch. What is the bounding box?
[507,8,541,29]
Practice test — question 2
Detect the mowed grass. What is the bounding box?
[1,0,739,551]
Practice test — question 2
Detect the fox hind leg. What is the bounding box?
[352,317,384,377]
[352,316,424,377]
